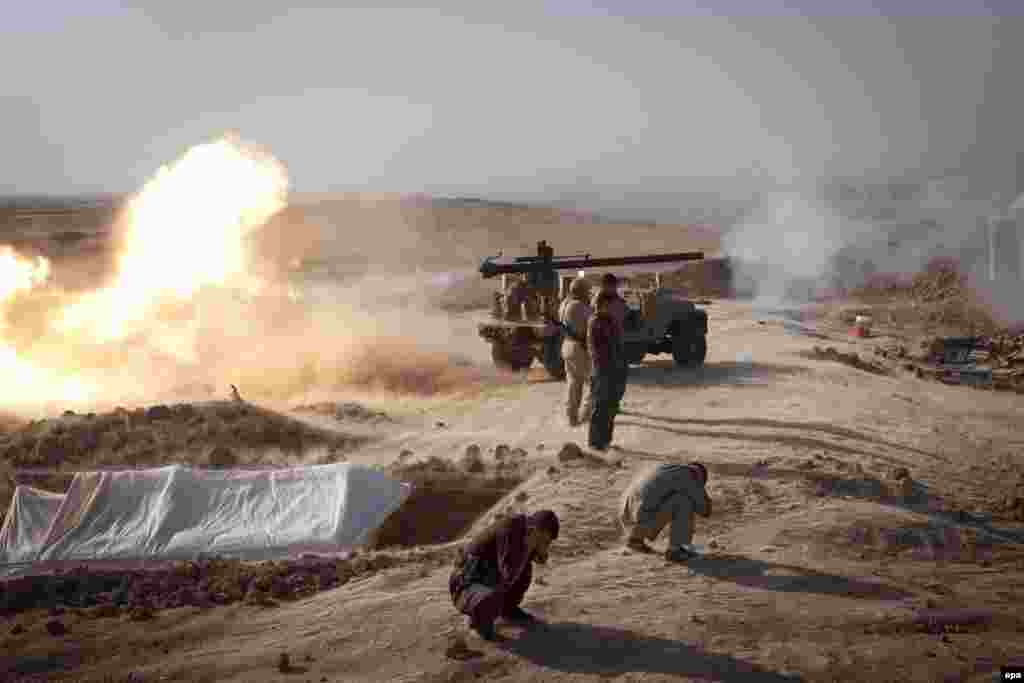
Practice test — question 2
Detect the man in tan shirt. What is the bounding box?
[621,462,712,563]
[558,277,593,426]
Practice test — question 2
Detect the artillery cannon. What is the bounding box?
[477,241,708,379]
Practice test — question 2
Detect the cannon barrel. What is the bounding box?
[480,251,705,278]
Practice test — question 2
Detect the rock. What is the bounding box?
[900,477,914,500]
[515,491,529,502]
[536,443,545,451]
[494,444,511,461]
[547,466,560,476]
[278,652,291,673]
[797,459,817,470]
[459,444,485,473]
[892,467,911,481]
[45,619,67,636]
[445,635,482,661]
[145,405,173,421]
[557,443,584,463]
[62,410,76,418]
[10,623,24,635]
[435,421,447,429]
[708,539,719,549]
[207,446,237,467]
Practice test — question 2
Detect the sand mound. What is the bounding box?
[0,401,363,509]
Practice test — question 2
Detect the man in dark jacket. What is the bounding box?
[591,273,629,440]
[449,509,560,640]
[587,294,621,450]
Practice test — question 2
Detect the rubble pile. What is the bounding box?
[0,553,409,617]
[979,333,1024,369]
[908,259,965,303]
[876,334,1024,391]
[851,259,1001,333]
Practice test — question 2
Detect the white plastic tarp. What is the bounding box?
[0,486,66,563]
[0,463,410,565]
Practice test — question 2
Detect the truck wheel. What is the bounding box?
[542,336,566,380]
[492,342,533,372]
[672,335,707,367]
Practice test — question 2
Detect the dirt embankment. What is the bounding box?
[0,402,363,511]
[849,257,1007,335]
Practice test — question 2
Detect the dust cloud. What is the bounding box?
[0,138,507,418]
[721,178,1023,329]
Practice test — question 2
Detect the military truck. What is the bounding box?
[477,241,709,379]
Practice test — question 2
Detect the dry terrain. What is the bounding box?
[3,296,1024,683]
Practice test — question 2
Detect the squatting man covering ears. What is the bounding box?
[620,462,712,563]
[449,509,560,640]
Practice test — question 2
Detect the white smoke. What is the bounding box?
[722,192,877,305]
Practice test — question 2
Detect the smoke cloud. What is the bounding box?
[0,140,510,419]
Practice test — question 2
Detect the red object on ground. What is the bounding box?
[849,327,870,338]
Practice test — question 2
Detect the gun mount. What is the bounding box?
[477,241,709,379]
[480,246,705,279]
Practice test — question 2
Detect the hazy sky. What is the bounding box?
[3,1,1022,213]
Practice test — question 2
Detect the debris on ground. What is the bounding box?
[804,346,887,375]
[882,335,1024,391]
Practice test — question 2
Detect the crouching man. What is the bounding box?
[620,462,712,563]
[449,509,560,640]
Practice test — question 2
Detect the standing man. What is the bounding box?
[587,294,621,451]
[559,277,592,426]
[593,274,629,438]
[448,510,560,641]
[620,462,713,562]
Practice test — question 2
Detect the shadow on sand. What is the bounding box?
[619,411,939,460]
[498,621,802,681]
[615,443,1024,547]
[681,554,912,601]
[626,360,807,388]
[614,419,879,461]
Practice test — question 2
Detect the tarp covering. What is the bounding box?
[0,464,410,565]
[0,486,66,564]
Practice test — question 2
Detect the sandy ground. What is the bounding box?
[4,299,1024,682]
